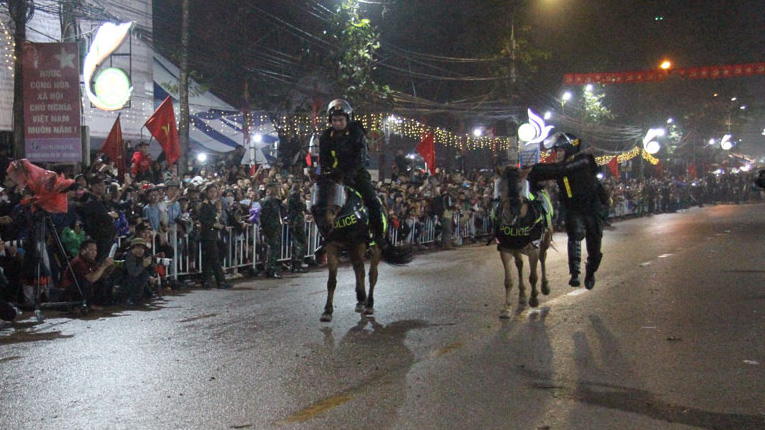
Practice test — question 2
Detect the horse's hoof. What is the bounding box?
[363,307,374,316]
[541,281,550,295]
[499,309,512,319]
[320,313,332,322]
[529,296,539,308]
[354,303,365,313]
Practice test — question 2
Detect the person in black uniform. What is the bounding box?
[528,132,609,290]
[199,182,232,289]
[319,99,387,247]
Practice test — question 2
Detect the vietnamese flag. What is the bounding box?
[145,95,181,166]
[100,114,125,178]
[606,156,619,180]
[416,131,435,175]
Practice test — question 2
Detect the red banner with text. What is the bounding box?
[563,63,765,86]
[22,42,82,163]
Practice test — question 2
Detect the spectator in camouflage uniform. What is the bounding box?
[260,183,284,279]
[199,183,232,289]
[287,183,308,273]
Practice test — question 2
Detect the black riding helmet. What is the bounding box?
[327,99,353,123]
[543,132,581,158]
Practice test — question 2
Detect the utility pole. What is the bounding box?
[177,0,190,177]
[9,0,32,159]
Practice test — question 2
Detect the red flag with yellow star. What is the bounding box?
[145,95,180,166]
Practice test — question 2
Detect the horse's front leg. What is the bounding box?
[540,231,551,295]
[499,250,515,319]
[321,244,341,322]
[365,245,382,315]
[527,252,540,308]
[514,252,527,307]
[349,243,367,313]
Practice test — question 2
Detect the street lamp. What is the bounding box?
[561,91,572,115]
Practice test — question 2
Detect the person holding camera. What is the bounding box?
[59,239,115,311]
[119,238,156,306]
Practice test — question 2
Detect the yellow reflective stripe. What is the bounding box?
[380,198,388,233]
[331,150,338,168]
[563,176,572,198]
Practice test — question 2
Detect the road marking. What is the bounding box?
[277,394,354,423]
[430,342,464,358]
[567,289,589,296]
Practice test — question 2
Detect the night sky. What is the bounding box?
[154,0,765,157]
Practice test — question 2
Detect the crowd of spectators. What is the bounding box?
[0,139,761,318]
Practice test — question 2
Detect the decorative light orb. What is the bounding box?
[562,91,572,102]
[197,153,207,162]
[517,123,537,142]
[93,68,131,110]
[720,139,734,151]
[472,127,483,137]
[253,133,263,143]
[645,140,661,154]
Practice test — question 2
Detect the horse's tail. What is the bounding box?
[381,243,414,266]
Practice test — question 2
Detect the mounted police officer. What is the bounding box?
[528,132,609,290]
[260,182,284,279]
[318,99,387,248]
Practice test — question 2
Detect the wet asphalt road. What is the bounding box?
[1,202,764,430]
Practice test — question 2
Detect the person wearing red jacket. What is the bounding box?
[131,141,152,182]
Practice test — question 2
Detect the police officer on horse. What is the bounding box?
[528,132,609,290]
[318,99,387,248]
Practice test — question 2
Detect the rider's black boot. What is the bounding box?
[584,252,602,290]
[568,240,582,287]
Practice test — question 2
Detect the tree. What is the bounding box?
[178,0,190,177]
[7,0,33,159]
[311,0,390,111]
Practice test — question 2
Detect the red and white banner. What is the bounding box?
[563,63,765,86]
[22,42,82,163]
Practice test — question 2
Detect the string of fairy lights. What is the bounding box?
[241,112,515,151]
[0,20,14,71]
[595,147,659,166]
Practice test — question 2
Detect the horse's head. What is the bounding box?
[310,174,347,236]
[494,165,530,225]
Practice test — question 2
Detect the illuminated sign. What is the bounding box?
[83,22,133,111]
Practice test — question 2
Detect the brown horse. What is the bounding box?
[492,165,554,318]
[310,176,411,322]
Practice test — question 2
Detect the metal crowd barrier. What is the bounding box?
[118,211,496,282]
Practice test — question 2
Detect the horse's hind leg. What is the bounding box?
[365,245,381,315]
[527,252,540,308]
[499,250,515,319]
[349,243,367,313]
[321,245,340,322]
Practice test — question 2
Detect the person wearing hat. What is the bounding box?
[199,182,232,289]
[259,181,284,278]
[119,238,155,306]
[77,175,119,263]
[131,141,153,183]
